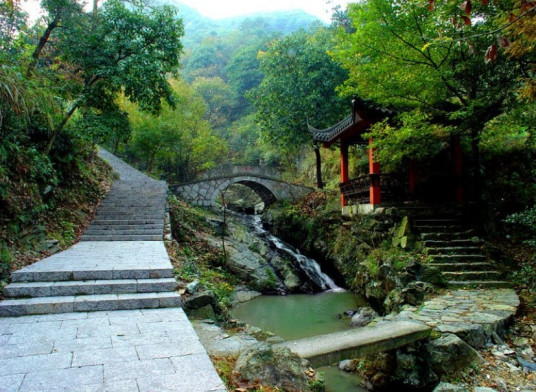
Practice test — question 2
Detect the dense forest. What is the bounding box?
[1,0,535,287]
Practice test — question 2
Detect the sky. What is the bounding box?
[21,0,353,23]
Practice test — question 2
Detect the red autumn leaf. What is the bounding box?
[461,15,472,25]
[485,44,498,63]
[481,0,489,4]
[460,0,472,15]
[429,0,435,11]
[497,35,511,47]
[509,13,516,23]
[467,40,475,55]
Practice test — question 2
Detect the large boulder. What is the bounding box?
[233,343,312,392]
[426,333,484,376]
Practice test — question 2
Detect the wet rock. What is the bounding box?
[350,307,379,327]
[270,255,302,292]
[233,343,311,392]
[183,290,215,310]
[338,359,354,372]
[517,357,536,373]
[474,388,498,392]
[186,279,200,294]
[432,382,471,392]
[400,281,435,306]
[193,322,258,357]
[420,265,446,286]
[426,333,484,376]
[437,322,487,349]
[231,288,262,304]
[224,241,284,293]
[188,304,216,320]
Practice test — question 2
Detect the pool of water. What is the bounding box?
[318,365,367,392]
[231,291,365,341]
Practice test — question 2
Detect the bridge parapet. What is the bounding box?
[199,165,281,181]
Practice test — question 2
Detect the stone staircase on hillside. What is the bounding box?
[82,154,168,241]
[412,214,510,288]
[0,148,181,317]
[82,181,167,241]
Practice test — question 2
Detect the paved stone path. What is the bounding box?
[390,289,520,349]
[0,149,225,391]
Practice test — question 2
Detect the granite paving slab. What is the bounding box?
[0,309,225,392]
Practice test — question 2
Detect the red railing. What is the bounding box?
[340,174,406,205]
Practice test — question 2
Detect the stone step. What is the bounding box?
[429,254,487,262]
[91,219,164,225]
[84,229,163,236]
[447,280,512,288]
[420,231,475,241]
[84,224,163,231]
[81,234,162,241]
[426,246,482,255]
[0,292,182,317]
[98,203,165,208]
[95,214,163,220]
[414,225,465,233]
[12,266,174,283]
[443,270,502,280]
[3,278,177,297]
[423,239,481,247]
[97,207,164,213]
[413,218,461,226]
[428,262,494,272]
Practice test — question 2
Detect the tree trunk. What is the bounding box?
[313,142,324,189]
[27,18,58,77]
[44,103,78,155]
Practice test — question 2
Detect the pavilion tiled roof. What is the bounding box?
[309,99,394,144]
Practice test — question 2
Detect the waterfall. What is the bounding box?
[251,216,343,292]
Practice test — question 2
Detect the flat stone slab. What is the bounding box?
[11,242,173,282]
[0,308,225,392]
[276,320,431,367]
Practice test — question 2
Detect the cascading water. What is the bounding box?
[251,215,343,292]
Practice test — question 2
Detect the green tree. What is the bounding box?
[330,0,527,197]
[123,79,228,181]
[26,0,184,154]
[192,76,237,130]
[248,28,348,180]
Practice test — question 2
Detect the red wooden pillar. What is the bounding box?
[369,138,381,205]
[340,141,349,206]
[453,135,463,204]
[409,159,419,199]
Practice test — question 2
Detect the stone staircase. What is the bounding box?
[413,213,510,288]
[0,148,181,316]
[82,150,167,241]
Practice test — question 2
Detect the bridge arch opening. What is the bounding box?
[213,180,277,213]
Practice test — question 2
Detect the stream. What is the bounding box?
[230,213,368,391]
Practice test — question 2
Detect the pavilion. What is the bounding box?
[309,98,464,215]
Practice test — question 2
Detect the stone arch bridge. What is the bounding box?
[170,165,313,208]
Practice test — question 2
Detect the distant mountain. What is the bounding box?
[161,1,322,47]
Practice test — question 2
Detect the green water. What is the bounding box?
[231,291,365,341]
[319,365,368,392]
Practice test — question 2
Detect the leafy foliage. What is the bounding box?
[249,28,348,157]
[118,79,228,182]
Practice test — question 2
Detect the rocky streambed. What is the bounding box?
[177,210,532,392]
